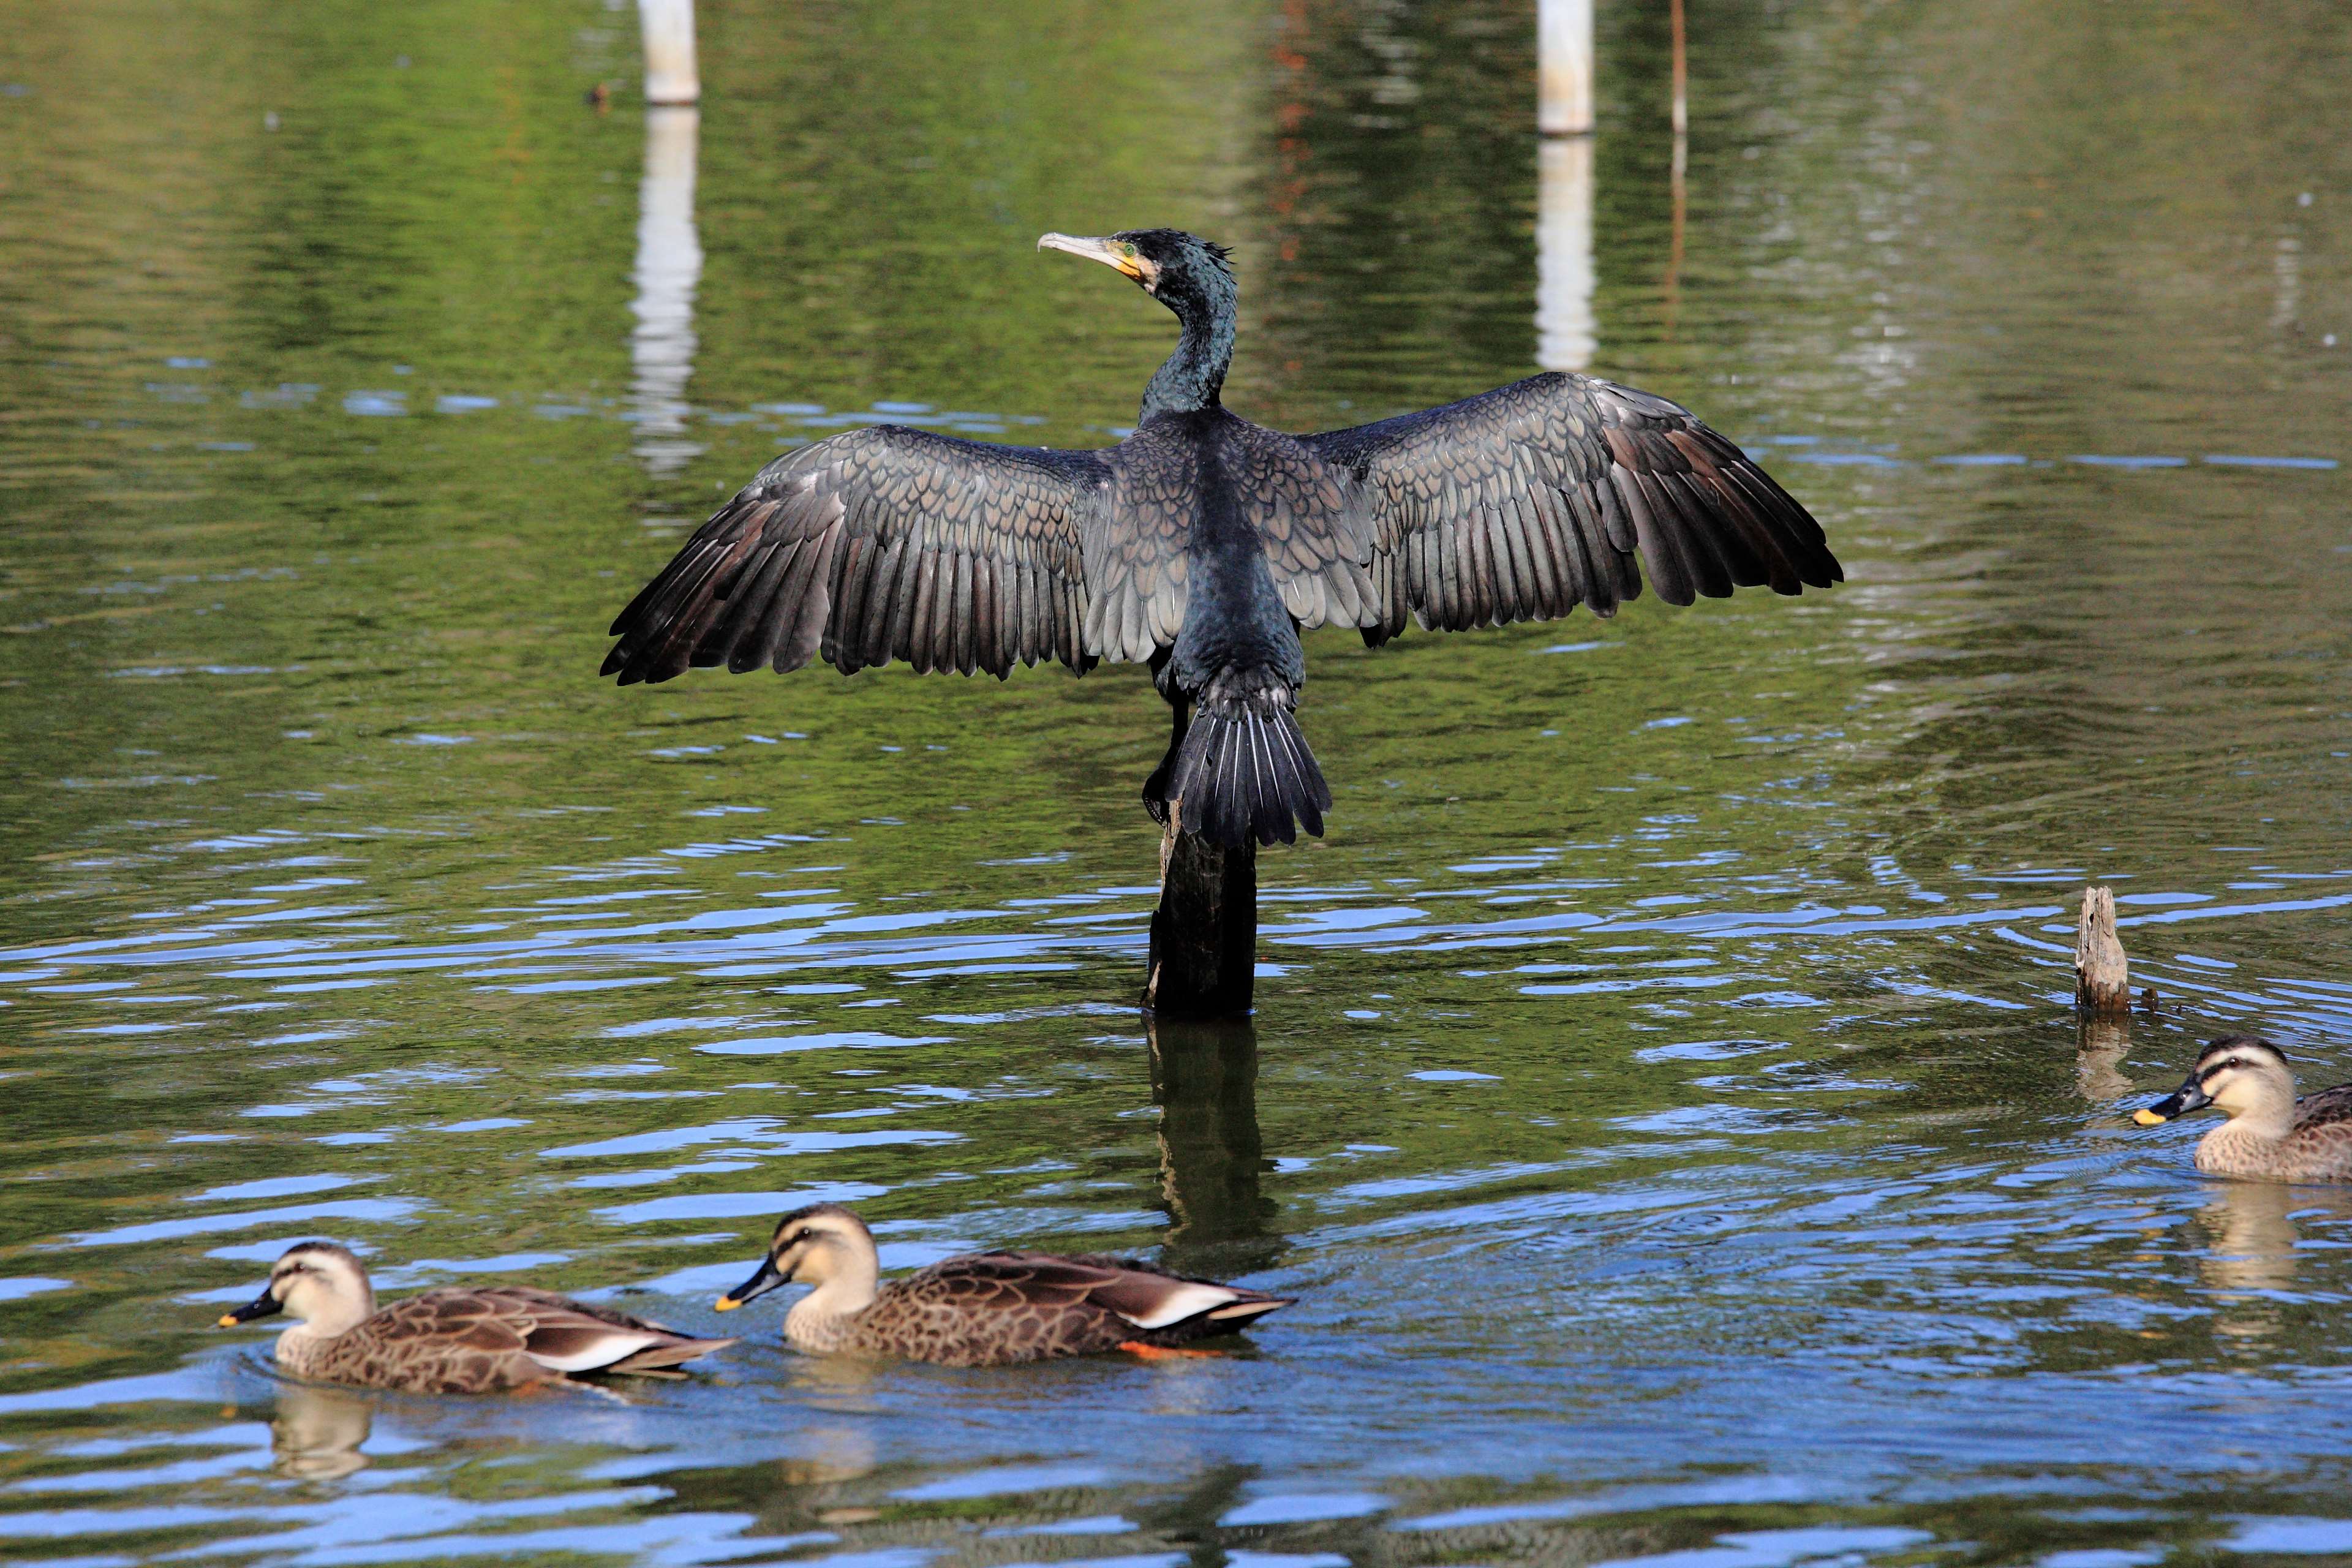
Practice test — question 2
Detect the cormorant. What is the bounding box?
[601,229,1842,848]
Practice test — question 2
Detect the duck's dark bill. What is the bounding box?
[714,1259,783,1313]
[2133,1076,2212,1128]
[217,1291,282,1327]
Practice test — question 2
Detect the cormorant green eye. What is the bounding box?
[1121,243,1137,258]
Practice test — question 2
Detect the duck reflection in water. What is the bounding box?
[269,1382,374,1480]
[2195,1184,2352,1346]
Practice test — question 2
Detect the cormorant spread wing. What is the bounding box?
[602,424,1108,684]
[1300,371,1842,644]
[602,229,1843,848]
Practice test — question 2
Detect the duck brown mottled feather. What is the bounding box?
[2293,1084,2352,1131]
[2261,1085,2352,1181]
[820,1251,1292,1368]
[282,1287,732,1395]
[603,426,1110,684]
[1303,372,1842,641]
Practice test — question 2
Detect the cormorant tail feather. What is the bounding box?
[1166,680,1329,849]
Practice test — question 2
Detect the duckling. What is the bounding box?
[217,1241,733,1394]
[2133,1036,2352,1182]
[714,1204,1293,1366]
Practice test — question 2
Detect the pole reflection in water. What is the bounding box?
[1536,135,1596,373]
[632,104,703,477]
[1662,132,1687,330]
[270,1382,374,1480]
[1148,1017,1280,1276]
[2077,1015,2135,1102]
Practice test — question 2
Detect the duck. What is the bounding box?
[2133,1035,2352,1182]
[714,1203,1293,1366]
[216,1240,734,1394]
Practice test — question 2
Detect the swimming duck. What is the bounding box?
[217,1241,734,1393]
[714,1203,1293,1366]
[2133,1036,2352,1182]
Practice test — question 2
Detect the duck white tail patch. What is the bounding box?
[524,1331,664,1373]
[1115,1283,1243,1330]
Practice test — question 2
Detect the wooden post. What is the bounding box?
[1537,0,1596,137]
[1144,801,1256,1017]
[639,0,699,107]
[2075,885,2131,1016]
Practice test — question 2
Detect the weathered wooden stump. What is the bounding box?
[1144,801,1256,1017]
[2075,885,2131,1016]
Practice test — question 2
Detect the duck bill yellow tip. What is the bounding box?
[215,1313,239,1328]
[712,1296,742,1313]
[2132,1108,2169,1127]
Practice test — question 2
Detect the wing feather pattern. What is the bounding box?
[1303,371,1841,642]
[603,425,1109,684]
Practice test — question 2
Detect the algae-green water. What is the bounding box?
[6,1,2352,1562]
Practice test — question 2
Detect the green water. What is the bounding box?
[6,0,2352,1562]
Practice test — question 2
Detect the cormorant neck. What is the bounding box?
[1140,282,1235,421]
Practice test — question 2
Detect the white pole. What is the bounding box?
[1537,0,1594,137]
[1535,135,1596,372]
[639,0,699,107]
[631,105,703,476]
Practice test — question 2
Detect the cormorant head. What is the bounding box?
[1038,228,1235,321]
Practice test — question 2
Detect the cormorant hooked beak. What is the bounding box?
[217,1289,284,1329]
[2133,1071,2214,1127]
[713,1256,786,1313]
[1038,232,1152,286]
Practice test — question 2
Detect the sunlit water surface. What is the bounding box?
[6,1,2352,1564]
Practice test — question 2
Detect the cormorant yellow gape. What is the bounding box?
[601,230,1842,848]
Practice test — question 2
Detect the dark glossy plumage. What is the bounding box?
[1306,372,1841,636]
[604,427,1099,684]
[603,229,1841,847]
